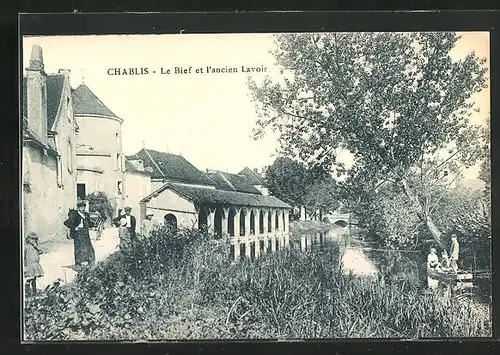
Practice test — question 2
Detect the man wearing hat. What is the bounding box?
[113,206,137,239]
[449,234,460,273]
[64,201,96,268]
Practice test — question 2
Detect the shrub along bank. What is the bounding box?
[24,227,491,340]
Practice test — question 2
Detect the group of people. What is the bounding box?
[427,234,460,274]
[24,201,137,297]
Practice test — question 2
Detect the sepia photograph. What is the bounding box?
[21,30,491,341]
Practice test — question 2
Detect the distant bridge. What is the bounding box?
[325,213,355,228]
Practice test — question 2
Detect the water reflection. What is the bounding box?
[290,225,420,283]
[290,225,490,302]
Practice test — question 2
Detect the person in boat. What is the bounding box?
[427,247,441,271]
[449,234,460,273]
[440,249,452,272]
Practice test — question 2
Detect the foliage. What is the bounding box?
[266,156,340,218]
[248,32,489,248]
[265,156,309,207]
[86,191,113,220]
[24,228,490,340]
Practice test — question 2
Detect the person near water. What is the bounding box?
[440,250,452,272]
[64,201,96,269]
[449,234,460,273]
[24,232,44,297]
[427,247,441,289]
[427,247,441,270]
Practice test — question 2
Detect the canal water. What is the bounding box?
[289,225,491,302]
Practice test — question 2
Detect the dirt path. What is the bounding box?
[36,228,119,290]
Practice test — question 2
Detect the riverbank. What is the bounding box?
[24,228,491,340]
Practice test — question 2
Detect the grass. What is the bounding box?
[24,226,491,340]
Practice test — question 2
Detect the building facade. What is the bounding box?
[135,149,293,260]
[72,84,127,215]
[22,45,78,242]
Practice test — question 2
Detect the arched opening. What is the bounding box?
[250,209,256,235]
[275,212,279,231]
[268,239,272,251]
[228,207,236,236]
[275,238,280,251]
[164,213,177,232]
[239,210,246,236]
[334,220,348,228]
[259,210,264,234]
[250,241,256,259]
[198,207,208,231]
[268,212,272,233]
[282,210,286,231]
[214,208,223,238]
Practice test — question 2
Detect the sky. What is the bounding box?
[22,32,490,179]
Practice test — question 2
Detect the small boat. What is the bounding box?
[427,267,473,285]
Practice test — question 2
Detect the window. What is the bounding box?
[77,183,86,200]
[115,132,119,143]
[117,181,123,195]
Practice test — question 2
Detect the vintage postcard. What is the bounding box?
[21,30,491,341]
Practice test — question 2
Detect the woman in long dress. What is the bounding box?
[64,201,96,268]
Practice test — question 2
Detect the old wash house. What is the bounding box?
[22,44,292,259]
[132,148,293,260]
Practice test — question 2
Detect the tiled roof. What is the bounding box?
[22,74,67,131]
[71,84,120,119]
[22,127,58,156]
[207,171,261,194]
[131,148,216,186]
[239,167,265,185]
[124,159,152,175]
[141,182,291,209]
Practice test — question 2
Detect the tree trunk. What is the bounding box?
[400,178,446,249]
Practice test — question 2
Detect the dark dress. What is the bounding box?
[64,209,96,265]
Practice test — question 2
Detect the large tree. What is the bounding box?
[249,32,488,249]
[265,156,309,208]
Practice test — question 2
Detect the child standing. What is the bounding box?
[24,232,44,297]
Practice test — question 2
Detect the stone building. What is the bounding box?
[72,84,151,221]
[135,149,292,260]
[22,45,78,242]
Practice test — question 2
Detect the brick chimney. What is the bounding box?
[58,69,71,75]
[25,44,48,145]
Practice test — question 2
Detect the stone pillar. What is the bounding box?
[244,209,251,237]
[245,240,251,258]
[234,208,241,237]
[271,234,276,252]
[301,236,306,252]
[252,208,259,236]
[233,240,240,261]
[269,209,275,234]
[222,207,229,237]
[262,209,268,253]
[255,237,261,258]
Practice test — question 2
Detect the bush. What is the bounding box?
[86,191,113,220]
[24,226,492,340]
